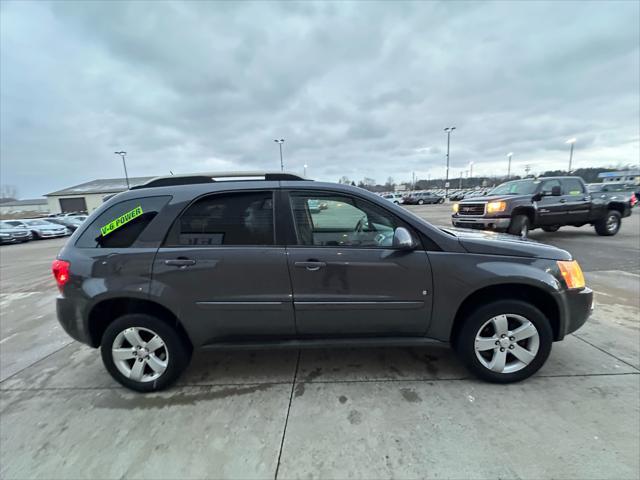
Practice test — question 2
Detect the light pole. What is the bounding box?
[303,164,308,177]
[507,152,513,179]
[274,138,285,171]
[566,138,576,172]
[468,161,474,183]
[114,151,130,189]
[444,127,456,199]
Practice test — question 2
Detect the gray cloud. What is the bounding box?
[1,0,638,197]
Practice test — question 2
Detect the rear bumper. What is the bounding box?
[558,287,594,338]
[57,296,91,344]
[452,215,511,232]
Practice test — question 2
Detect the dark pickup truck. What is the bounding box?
[452,176,632,237]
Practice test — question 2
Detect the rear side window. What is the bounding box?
[165,191,274,247]
[563,179,584,196]
[76,196,170,248]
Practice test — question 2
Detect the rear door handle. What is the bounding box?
[164,259,196,267]
[294,261,326,271]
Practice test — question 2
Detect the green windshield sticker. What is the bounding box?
[100,206,143,236]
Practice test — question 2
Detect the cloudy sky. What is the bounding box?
[1,1,639,198]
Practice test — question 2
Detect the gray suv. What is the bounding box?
[53,172,593,392]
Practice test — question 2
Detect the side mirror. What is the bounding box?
[532,192,543,202]
[551,185,562,196]
[393,227,415,250]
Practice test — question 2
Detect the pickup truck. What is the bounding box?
[451,176,632,237]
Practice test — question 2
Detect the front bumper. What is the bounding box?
[451,215,511,232]
[40,231,67,238]
[559,287,594,338]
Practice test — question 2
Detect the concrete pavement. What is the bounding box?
[1,208,638,479]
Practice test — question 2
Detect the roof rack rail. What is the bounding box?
[130,171,308,190]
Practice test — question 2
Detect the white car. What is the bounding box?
[381,193,404,204]
[5,219,69,239]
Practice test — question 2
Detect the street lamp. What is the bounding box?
[114,151,130,189]
[444,127,456,199]
[303,164,308,177]
[469,161,474,181]
[274,139,285,171]
[507,152,513,179]
[566,138,576,172]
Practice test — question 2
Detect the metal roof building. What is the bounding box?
[0,198,49,216]
[597,170,639,184]
[45,177,153,214]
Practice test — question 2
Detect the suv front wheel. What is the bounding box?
[101,314,191,392]
[456,300,552,383]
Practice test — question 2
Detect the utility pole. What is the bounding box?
[274,138,285,171]
[303,164,308,177]
[566,138,576,172]
[114,151,130,189]
[459,171,463,189]
[524,164,531,177]
[412,171,416,190]
[444,127,456,199]
[469,161,474,183]
[507,152,513,179]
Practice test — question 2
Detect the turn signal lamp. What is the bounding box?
[557,260,585,290]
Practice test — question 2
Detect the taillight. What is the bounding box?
[631,193,637,207]
[52,259,70,292]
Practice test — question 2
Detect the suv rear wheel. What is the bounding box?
[101,314,191,392]
[455,300,552,383]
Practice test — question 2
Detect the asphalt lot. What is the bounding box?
[1,205,639,479]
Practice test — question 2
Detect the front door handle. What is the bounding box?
[165,258,196,267]
[294,261,326,271]
[559,198,567,203]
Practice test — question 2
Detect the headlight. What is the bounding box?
[452,203,459,213]
[0,233,10,237]
[486,201,507,213]
[557,260,586,290]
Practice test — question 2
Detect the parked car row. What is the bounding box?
[380,188,494,205]
[0,215,88,245]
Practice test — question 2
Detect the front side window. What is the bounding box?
[563,179,584,196]
[540,179,561,195]
[76,196,170,248]
[289,193,402,248]
[165,191,274,247]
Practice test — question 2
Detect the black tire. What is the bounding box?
[101,314,191,392]
[594,210,621,236]
[31,231,41,240]
[439,198,445,204]
[542,226,560,233]
[455,300,553,383]
[507,214,530,237]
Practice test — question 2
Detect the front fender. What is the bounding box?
[426,252,564,341]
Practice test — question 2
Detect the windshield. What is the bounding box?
[490,180,539,196]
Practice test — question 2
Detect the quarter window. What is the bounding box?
[166,192,274,247]
[76,196,170,248]
[289,193,403,248]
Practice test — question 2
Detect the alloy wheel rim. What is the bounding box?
[474,314,539,374]
[606,215,618,233]
[112,327,169,382]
